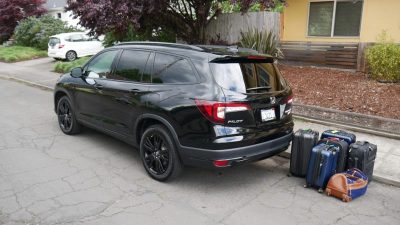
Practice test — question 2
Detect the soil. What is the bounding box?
[279,65,400,120]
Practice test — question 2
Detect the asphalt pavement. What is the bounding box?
[1,70,400,225]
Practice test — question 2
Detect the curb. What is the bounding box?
[277,153,400,188]
[293,115,400,140]
[293,103,400,124]
[0,74,53,92]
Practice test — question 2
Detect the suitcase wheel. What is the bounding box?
[318,188,323,193]
[304,184,309,188]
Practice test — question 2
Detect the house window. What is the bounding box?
[308,0,363,37]
[57,13,62,19]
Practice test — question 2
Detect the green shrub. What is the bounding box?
[239,28,283,58]
[54,57,90,73]
[366,32,400,82]
[14,15,80,50]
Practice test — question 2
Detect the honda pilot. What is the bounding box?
[54,42,294,181]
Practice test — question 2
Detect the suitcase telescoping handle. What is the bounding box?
[359,141,375,152]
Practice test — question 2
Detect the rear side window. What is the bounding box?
[210,63,285,93]
[111,50,151,82]
[152,53,197,84]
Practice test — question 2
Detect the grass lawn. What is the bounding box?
[0,46,47,62]
[54,57,90,73]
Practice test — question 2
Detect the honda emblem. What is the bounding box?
[270,97,276,104]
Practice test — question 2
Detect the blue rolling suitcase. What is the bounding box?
[305,144,339,192]
[317,138,349,173]
[321,130,356,145]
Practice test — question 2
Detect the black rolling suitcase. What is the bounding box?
[318,138,349,173]
[289,129,319,177]
[347,141,377,182]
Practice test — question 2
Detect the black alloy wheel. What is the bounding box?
[140,125,183,181]
[57,96,81,135]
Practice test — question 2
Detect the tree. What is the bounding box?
[0,0,47,43]
[66,0,286,44]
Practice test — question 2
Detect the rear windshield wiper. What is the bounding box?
[246,86,272,91]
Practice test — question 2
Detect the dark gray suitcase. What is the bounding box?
[347,141,377,182]
[289,129,319,177]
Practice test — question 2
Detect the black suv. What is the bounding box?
[54,42,294,181]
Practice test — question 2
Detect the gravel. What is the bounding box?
[279,65,400,120]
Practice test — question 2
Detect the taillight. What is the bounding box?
[195,99,250,124]
[58,44,65,49]
[247,55,266,60]
[284,95,293,104]
[282,95,293,117]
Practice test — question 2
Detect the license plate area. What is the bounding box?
[261,108,276,122]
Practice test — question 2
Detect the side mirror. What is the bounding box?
[70,67,83,78]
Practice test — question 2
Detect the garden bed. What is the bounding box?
[0,46,47,62]
[279,65,400,120]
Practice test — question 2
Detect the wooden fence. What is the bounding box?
[205,12,281,44]
[280,42,359,69]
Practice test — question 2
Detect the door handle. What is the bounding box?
[115,97,130,105]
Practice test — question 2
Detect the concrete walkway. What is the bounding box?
[1,58,399,186]
[0,58,59,89]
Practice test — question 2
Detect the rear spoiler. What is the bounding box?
[210,55,274,64]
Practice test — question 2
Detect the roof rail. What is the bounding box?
[116,41,204,51]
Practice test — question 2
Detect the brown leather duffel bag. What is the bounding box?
[326,168,368,202]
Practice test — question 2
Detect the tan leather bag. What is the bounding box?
[326,169,368,202]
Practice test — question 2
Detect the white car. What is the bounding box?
[48,32,104,61]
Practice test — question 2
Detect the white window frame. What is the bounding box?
[306,0,364,38]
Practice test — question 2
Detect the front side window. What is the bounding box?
[111,50,151,82]
[308,0,363,37]
[152,53,197,84]
[85,50,119,79]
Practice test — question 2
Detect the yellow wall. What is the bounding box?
[282,0,400,43]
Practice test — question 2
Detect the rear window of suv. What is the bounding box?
[210,63,286,93]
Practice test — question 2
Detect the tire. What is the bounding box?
[140,125,183,181]
[66,50,77,61]
[57,96,81,135]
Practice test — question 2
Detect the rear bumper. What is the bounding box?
[48,50,66,59]
[178,132,293,168]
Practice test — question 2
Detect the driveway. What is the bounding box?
[0,58,59,88]
[1,78,400,224]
